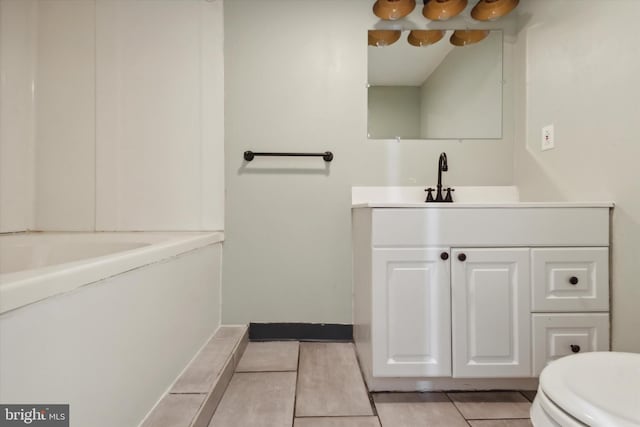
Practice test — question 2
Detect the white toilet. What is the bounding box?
[531,352,640,426]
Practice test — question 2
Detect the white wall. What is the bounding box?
[0,0,224,232]
[0,244,222,427]
[0,0,36,233]
[35,0,96,230]
[420,31,503,139]
[95,0,224,231]
[222,0,515,325]
[513,0,640,351]
[368,86,421,139]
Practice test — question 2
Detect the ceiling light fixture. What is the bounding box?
[471,0,519,21]
[422,0,468,21]
[373,0,416,21]
[407,30,445,47]
[368,30,402,46]
[450,29,489,46]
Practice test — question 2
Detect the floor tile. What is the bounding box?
[171,337,237,393]
[469,420,533,427]
[295,342,373,417]
[374,393,468,427]
[294,417,381,427]
[520,390,537,402]
[141,394,205,427]
[448,391,531,419]
[236,341,299,372]
[208,372,296,427]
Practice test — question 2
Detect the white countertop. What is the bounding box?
[353,202,615,208]
[351,186,614,209]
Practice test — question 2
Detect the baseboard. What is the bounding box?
[364,376,540,392]
[249,322,353,341]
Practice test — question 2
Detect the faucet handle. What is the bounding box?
[425,188,435,202]
[444,188,455,203]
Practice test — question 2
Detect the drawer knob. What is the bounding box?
[570,344,581,353]
[458,253,467,262]
[440,252,449,261]
[569,276,579,285]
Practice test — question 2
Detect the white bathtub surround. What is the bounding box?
[95,0,224,231]
[35,0,96,230]
[0,0,224,232]
[0,232,224,427]
[0,0,36,233]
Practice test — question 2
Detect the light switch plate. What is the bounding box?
[542,124,555,151]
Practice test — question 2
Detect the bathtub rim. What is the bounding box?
[0,231,224,314]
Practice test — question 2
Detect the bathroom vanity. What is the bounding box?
[352,188,613,391]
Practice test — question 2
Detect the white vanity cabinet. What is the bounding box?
[352,204,612,390]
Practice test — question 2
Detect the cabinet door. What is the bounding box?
[372,248,451,377]
[451,248,531,378]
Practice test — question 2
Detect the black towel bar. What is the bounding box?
[243,151,333,162]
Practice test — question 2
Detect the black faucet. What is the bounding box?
[425,152,454,203]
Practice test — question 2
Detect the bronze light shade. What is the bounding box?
[373,0,416,20]
[368,30,402,46]
[422,0,468,21]
[450,29,489,46]
[471,0,519,21]
[408,30,445,47]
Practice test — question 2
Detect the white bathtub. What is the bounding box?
[0,231,222,313]
[0,231,224,427]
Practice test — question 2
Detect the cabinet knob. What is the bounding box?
[458,253,467,262]
[570,344,581,353]
[440,252,449,261]
[569,276,579,285]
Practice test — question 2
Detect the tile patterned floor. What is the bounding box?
[208,342,535,427]
[295,342,373,417]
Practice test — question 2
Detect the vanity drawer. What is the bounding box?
[531,248,609,312]
[532,313,609,376]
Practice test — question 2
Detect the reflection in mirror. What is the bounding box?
[368,30,503,140]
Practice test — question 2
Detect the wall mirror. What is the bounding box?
[368,30,503,140]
